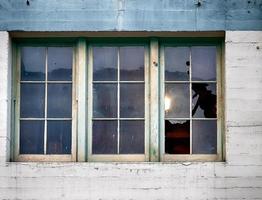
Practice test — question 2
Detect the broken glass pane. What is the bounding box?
[120,47,144,81]
[93,84,117,118]
[165,84,190,118]
[165,47,190,81]
[192,83,216,118]
[21,47,45,81]
[165,120,190,154]
[191,46,216,81]
[93,47,118,81]
[47,121,71,154]
[192,120,217,154]
[92,120,117,154]
[120,120,144,154]
[48,47,72,81]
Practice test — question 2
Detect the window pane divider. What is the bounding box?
[93,81,145,83]
[20,81,72,83]
[164,80,216,83]
[44,47,48,155]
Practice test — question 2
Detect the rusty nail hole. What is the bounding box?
[257,46,260,50]
[153,61,158,66]
[197,1,201,6]
[248,0,251,3]
[26,0,30,6]
[248,10,250,13]
[186,61,190,66]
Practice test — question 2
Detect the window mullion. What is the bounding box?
[117,47,120,154]
[44,47,48,155]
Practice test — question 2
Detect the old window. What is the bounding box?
[14,45,76,161]
[13,38,223,162]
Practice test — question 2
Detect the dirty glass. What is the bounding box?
[192,83,217,118]
[93,84,117,118]
[119,120,144,154]
[20,120,44,154]
[120,47,144,81]
[92,121,118,154]
[48,47,72,81]
[192,120,217,154]
[93,47,118,81]
[165,47,190,81]
[191,46,216,81]
[165,120,190,154]
[20,83,45,118]
[47,84,72,118]
[165,84,190,118]
[120,83,144,118]
[21,47,45,81]
[47,121,71,154]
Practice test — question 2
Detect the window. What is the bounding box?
[13,38,223,162]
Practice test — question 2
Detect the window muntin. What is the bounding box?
[88,45,149,161]
[15,46,76,161]
[161,45,222,161]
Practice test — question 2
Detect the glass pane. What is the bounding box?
[93,84,117,118]
[20,120,44,154]
[20,83,45,118]
[21,47,45,81]
[120,120,144,154]
[165,84,190,118]
[192,83,216,118]
[165,120,190,154]
[165,47,190,81]
[47,84,72,118]
[120,47,144,81]
[92,121,117,154]
[192,46,216,81]
[48,47,72,81]
[47,121,71,154]
[192,120,217,154]
[120,83,144,118]
[93,47,117,81]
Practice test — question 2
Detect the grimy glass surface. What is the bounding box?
[47,121,72,154]
[165,83,190,118]
[48,47,72,81]
[47,84,72,118]
[191,46,216,81]
[120,47,144,81]
[93,84,117,118]
[93,47,118,81]
[21,47,45,81]
[165,120,190,154]
[92,46,145,155]
[192,83,217,118]
[20,83,45,118]
[120,83,144,118]
[120,120,144,154]
[20,120,44,154]
[19,46,73,156]
[165,47,190,81]
[192,120,217,154]
[92,121,118,154]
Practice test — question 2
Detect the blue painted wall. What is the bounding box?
[0,0,261,31]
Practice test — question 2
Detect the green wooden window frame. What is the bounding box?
[12,38,224,162]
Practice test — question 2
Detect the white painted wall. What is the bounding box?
[0,31,262,200]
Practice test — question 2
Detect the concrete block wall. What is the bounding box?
[0,31,262,199]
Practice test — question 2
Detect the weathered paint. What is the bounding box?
[0,0,262,31]
[1,31,262,199]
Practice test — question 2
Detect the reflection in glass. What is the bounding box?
[192,120,217,154]
[192,83,216,118]
[93,47,118,81]
[165,47,190,81]
[21,47,45,81]
[192,46,216,81]
[20,83,45,118]
[47,84,72,118]
[120,120,144,154]
[92,121,117,154]
[165,120,190,154]
[165,84,190,118]
[120,84,144,118]
[20,120,44,154]
[120,47,144,81]
[93,84,117,118]
[48,47,72,81]
[47,121,71,154]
